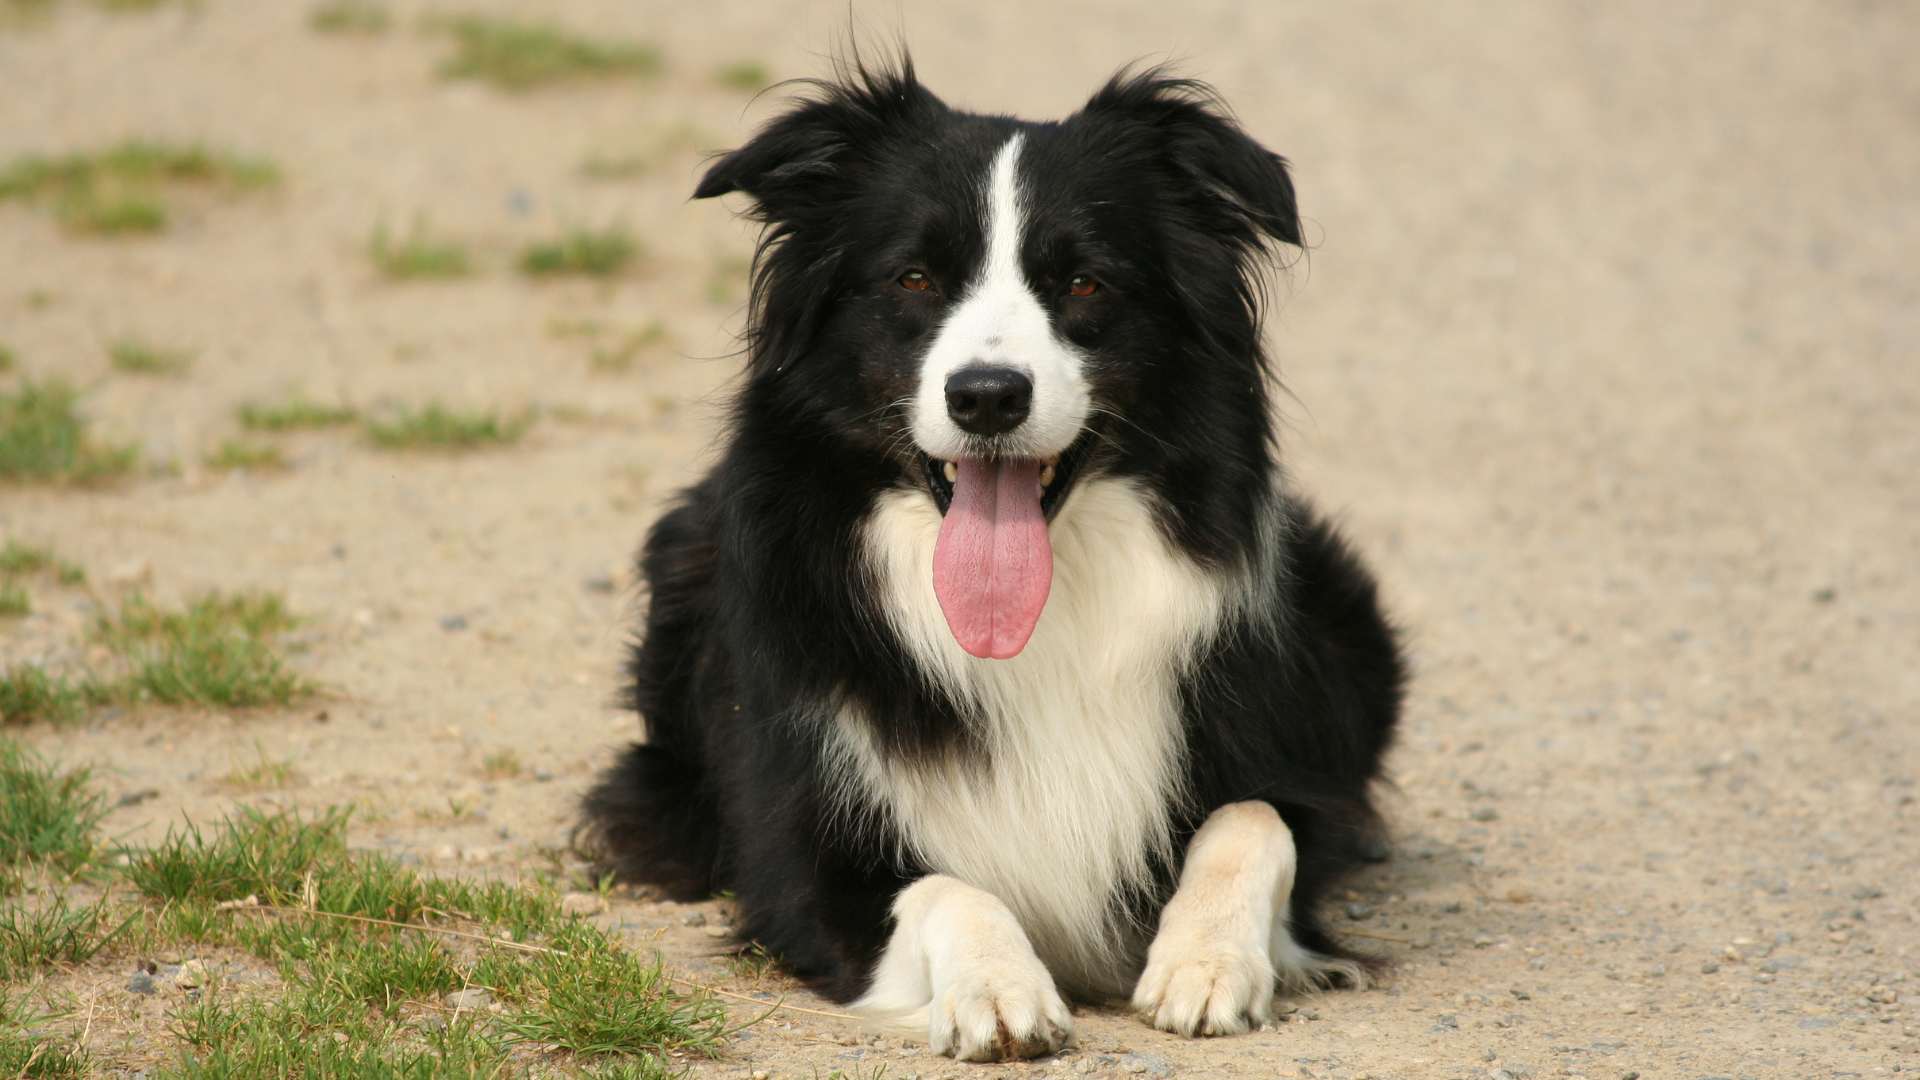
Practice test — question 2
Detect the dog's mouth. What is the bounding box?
[917,438,1091,662]
[919,437,1087,519]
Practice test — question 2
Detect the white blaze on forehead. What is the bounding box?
[911,133,1090,461]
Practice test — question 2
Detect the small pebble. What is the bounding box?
[702,925,731,938]
[560,892,606,917]
[682,911,708,927]
[584,575,617,594]
[126,972,156,995]
[1345,902,1374,921]
[445,988,493,1010]
[1470,806,1500,822]
[1700,961,1720,974]
[439,614,469,632]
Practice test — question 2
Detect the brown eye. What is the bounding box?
[899,270,932,292]
[1068,274,1099,298]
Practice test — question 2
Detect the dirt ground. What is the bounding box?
[3,1,1916,1077]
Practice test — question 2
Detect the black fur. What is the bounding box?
[580,53,1404,1005]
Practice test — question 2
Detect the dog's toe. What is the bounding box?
[1133,947,1274,1037]
[930,971,1071,1061]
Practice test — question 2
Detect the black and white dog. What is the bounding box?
[583,54,1404,1061]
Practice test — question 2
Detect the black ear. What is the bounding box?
[1084,67,1302,250]
[693,53,939,220]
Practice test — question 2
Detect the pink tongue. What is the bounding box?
[932,459,1053,660]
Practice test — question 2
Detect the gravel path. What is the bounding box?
[3,2,1913,1076]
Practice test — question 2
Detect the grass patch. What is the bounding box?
[168,993,513,1076]
[234,397,357,432]
[520,226,636,278]
[0,344,14,372]
[0,581,25,617]
[0,540,86,585]
[91,592,311,709]
[496,923,726,1057]
[0,379,139,484]
[712,60,768,91]
[0,140,276,235]
[0,893,133,979]
[0,992,89,1078]
[588,322,668,374]
[436,16,662,91]
[108,338,193,376]
[0,739,110,880]
[478,750,522,781]
[369,220,472,281]
[0,667,94,727]
[126,805,349,904]
[202,440,285,473]
[365,404,532,452]
[9,796,729,1073]
[307,0,387,34]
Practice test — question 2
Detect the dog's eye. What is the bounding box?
[1067,274,1099,298]
[898,270,932,292]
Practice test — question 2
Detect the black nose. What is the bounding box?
[945,366,1032,437]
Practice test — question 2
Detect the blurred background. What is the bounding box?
[1,2,1913,1076]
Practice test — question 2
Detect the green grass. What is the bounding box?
[436,16,662,91]
[520,227,636,278]
[128,805,724,1069]
[1,788,731,1074]
[0,344,14,372]
[712,60,768,91]
[203,440,285,472]
[0,140,277,235]
[126,805,350,904]
[369,220,472,280]
[365,404,532,451]
[0,893,133,980]
[307,0,387,34]
[0,379,139,484]
[0,540,86,584]
[0,667,93,727]
[108,338,193,376]
[234,397,358,432]
[0,739,111,880]
[0,992,89,1079]
[88,592,309,709]
[0,581,26,617]
[496,923,725,1057]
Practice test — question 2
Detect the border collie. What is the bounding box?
[582,53,1404,1061]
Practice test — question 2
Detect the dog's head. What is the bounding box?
[699,54,1301,657]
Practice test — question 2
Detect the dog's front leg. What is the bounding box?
[853,875,1071,1061]
[1132,801,1359,1036]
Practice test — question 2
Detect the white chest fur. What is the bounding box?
[831,477,1235,993]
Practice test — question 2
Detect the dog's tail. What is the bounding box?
[576,741,718,900]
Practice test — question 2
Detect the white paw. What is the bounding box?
[928,962,1072,1061]
[1131,939,1275,1037]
